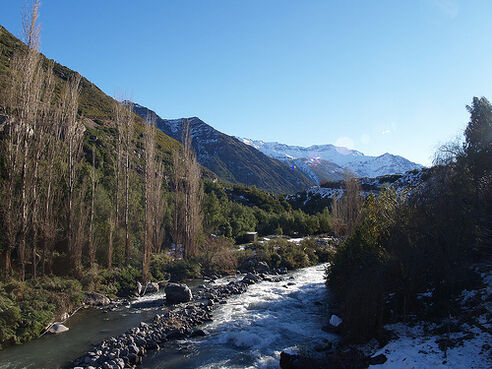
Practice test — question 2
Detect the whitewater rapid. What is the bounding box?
[144,263,336,369]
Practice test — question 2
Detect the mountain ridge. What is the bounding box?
[130,103,315,194]
[237,137,423,183]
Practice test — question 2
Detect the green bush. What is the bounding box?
[97,266,142,297]
[0,294,20,348]
[241,238,322,271]
[167,259,202,281]
[150,253,173,281]
[0,276,84,348]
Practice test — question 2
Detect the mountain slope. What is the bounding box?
[130,103,314,193]
[238,138,423,183]
[288,169,428,214]
[0,24,181,172]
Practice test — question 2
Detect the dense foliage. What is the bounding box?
[327,97,492,342]
[203,181,332,238]
[0,277,84,349]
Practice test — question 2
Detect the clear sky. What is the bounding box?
[1,0,491,166]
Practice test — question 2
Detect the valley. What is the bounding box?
[0,2,490,369]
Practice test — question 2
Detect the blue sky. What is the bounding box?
[1,0,491,166]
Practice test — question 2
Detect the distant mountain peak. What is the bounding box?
[237,138,423,184]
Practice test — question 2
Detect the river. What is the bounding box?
[0,264,333,369]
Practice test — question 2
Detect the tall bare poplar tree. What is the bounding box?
[330,171,362,237]
[39,66,64,275]
[0,0,44,280]
[142,117,156,280]
[172,121,202,260]
[61,73,83,272]
[122,101,134,264]
[88,143,97,268]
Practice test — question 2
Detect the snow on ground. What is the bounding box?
[368,263,492,369]
[369,322,490,369]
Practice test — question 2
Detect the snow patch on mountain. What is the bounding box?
[237,138,423,181]
[287,169,425,205]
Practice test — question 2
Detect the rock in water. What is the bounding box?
[49,323,69,334]
[256,261,270,273]
[85,291,110,306]
[329,314,343,327]
[136,281,143,295]
[280,350,319,369]
[242,272,260,284]
[369,354,387,365]
[190,329,207,337]
[165,283,193,304]
[144,282,159,294]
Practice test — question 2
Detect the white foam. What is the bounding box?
[193,263,336,368]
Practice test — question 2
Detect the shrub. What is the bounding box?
[167,259,202,281]
[0,295,20,348]
[327,189,397,341]
[198,236,238,275]
[0,276,84,348]
[150,253,173,281]
[97,266,142,297]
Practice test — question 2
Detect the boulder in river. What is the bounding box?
[329,314,343,327]
[280,350,320,369]
[165,283,193,304]
[144,282,159,294]
[49,323,69,334]
[369,353,387,365]
[256,261,270,273]
[85,291,110,306]
[242,272,260,284]
[190,329,207,337]
[136,281,143,295]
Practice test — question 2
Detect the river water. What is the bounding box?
[0,264,333,369]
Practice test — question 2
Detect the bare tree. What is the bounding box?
[61,73,83,271]
[0,0,45,280]
[330,171,362,237]
[39,71,64,275]
[31,60,57,279]
[122,101,134,264]
[151,159,167,254]
[73,180,89,272]
[1,0,84,279]
[107,101,124,269]
[142,116,156,280]
[88,142,97,268]
[172,121,202,259]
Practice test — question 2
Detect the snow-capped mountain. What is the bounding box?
[237,138,423,183]
[130,103,314,194]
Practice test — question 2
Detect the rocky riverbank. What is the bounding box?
[67,268,288,369]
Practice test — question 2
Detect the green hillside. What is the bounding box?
[0,25,181,165]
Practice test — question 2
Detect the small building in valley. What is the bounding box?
[245,232,258,243]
